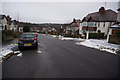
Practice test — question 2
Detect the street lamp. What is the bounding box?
[86,21,89,39]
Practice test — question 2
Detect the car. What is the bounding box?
[18,33,38,49]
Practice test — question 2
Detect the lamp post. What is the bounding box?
[86,22,89,39]
[60,26,63,36]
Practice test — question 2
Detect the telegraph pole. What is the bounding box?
[104,2,106,9]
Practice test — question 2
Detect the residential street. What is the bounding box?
[2,34,120,78]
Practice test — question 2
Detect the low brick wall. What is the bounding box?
[2,30,14,41]
[2,30,21,41]
[108,35,120,45]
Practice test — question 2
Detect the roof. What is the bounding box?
[0,15,7,19]
[71,19,81,27]
[82,7,117,22]
[110,22,120,29]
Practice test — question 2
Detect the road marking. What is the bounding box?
[37,50,42,54]
[17,53,22,57]
[14,51,20,54]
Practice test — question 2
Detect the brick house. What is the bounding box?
[79,7,117,36]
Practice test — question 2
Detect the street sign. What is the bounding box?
[19,27,23,32]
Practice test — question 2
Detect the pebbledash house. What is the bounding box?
[79,7,118,37]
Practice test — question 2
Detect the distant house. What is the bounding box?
[65,23,71,34]
[1,15,8,30]
[6,15,13,30]
[79,7,117,36]
[66,18,80,35]
[12,20,18,32]
[1,15,16,31]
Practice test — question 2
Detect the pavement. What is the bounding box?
[1,38,18,62]
[2,34,120,78]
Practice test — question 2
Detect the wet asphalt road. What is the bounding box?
[2,34,120,78]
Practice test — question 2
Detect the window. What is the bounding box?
[82,22,87,26]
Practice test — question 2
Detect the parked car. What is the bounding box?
[18,33,38,49]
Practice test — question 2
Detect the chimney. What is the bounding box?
[99,7,105,14]
[73,18,76,23]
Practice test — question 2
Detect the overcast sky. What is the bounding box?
[1,2,119,23]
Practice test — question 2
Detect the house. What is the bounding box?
[79,7,117,36]
[12,20,18,32]
[66,18,80,35]
[1,15,16,31]
[107,8,120,44]
[64,23,71,34]
[6,15,13,30]
[71,18,80,35]
[1,15,8,30]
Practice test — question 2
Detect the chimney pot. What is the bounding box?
[99,7,105,14]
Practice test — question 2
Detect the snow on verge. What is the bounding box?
[51,35,57,38]
[0,43,18,62]
[76,39,120,54]
[51,35,120,54]
[51,35,84,41]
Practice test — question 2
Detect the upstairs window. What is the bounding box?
[82,22,87,26]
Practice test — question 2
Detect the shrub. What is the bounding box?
[23,26,30,32]
[56,32,60,35]
[116,50,120,54]
[115,31,120,38]
[89,33,105,39]
[63,33,72,37]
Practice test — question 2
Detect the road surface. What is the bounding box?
[2,34,120,78]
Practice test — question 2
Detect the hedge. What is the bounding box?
[88,33,105,39]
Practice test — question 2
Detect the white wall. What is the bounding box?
[79,23,83,34]
[97,22,115,35]
[2,17,8,30]
[10,23,15,30]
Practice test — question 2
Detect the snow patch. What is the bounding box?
[1,49,13,57]
[51,35,84,41]
[76,39,120,54]
[51,35,57,38]
[0,42,18,60]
